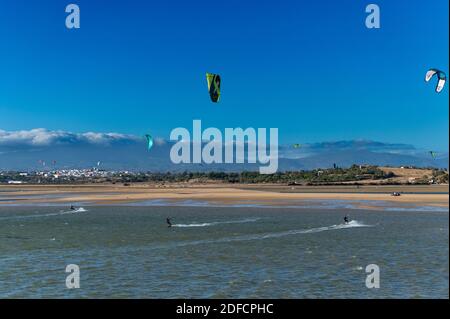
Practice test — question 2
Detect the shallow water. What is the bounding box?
[0,205,448,298]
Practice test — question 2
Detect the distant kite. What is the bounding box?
[425,69,446,93]
[429,151,437,159]
[145,134,153,151]
[292,144,301,149]
[206,73,221,102]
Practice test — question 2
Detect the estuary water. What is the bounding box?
[0,205,448,298]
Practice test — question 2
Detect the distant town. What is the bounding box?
[0,165,448,185]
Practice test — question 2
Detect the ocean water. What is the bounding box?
[0,205,448,298]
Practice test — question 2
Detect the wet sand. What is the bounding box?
[0,184,448,208]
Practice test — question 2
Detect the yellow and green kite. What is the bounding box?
[206,73,221,103]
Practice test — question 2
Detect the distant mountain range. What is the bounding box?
[0,129,448,171]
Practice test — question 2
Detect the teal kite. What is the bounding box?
[145,134,153,151]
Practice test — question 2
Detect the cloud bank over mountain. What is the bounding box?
[0,128,448,171]
[0,129,140,148]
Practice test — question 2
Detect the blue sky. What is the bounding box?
[0,0,448,150]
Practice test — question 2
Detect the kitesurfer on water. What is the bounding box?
[70,205,75,211]
[166,217,172,228]
[344,215,349,224]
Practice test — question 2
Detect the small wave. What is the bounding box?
[172,218,260,228]
[0,207,87,220]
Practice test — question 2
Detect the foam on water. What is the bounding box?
[0,207,87,221]
[164,220,372,249]
[257,220,369,239]
[172,218,260,228]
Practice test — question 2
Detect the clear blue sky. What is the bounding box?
[0,0,448,150]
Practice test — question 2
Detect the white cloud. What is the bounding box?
[0,128,141,147]
[154,137,166,146]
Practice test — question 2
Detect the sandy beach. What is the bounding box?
[0,183,448,208]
